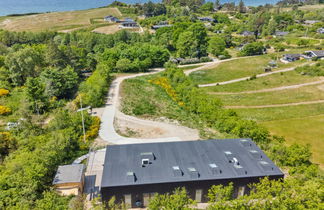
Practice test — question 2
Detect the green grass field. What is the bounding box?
[0,7,122,32]
[214,84,324,106]
[189,55,307,85]
[262,115,324,167]
[203,71,321,93]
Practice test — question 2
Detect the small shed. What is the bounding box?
[104,15,119,23]
[53,164,85,196]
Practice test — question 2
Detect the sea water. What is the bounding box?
[0,0,280,17]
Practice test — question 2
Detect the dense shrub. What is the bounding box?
[0,105,11,115]
[0,88,9,96]
[239,42,265,56]
[295,61,324,76]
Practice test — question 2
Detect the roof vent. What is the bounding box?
[224,151,234,162]
[172,166,183,177]
[188,167,199,179]
[140,152,155,162]
[240,139,252,147]
[209,163,221,175]
[126,171,136,182]
[259,161,274,172]
[141,158,150,167]
[249,150,263,159]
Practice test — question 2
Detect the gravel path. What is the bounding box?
[225,100,324,109]
[99,68,200,145]
[209,79,324,95]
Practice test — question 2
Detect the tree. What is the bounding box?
[240,42,265,56]
[148,188,196,209]
[208,183,234,203]
[40,66,79,99]
[176,31,197,58]
[5,47,44,86]
[238,0,246,13]
[25,77,49,113]
[208,36,226,56]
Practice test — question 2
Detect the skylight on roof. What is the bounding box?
[188,167,197,172]
[209,163,217,168]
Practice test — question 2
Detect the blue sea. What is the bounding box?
[0,0,280,17]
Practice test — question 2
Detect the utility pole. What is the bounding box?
[80,95,86,143]
[77,95,91,143]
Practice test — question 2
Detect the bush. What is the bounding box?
[239,42,265,56]
[0,105,11,115]
[0,88,9,96]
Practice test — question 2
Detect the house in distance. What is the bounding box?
[100,139,284,208]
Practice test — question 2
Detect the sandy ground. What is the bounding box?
[115,111,199,141]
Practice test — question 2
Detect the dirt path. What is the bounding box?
[199,62,313,87]
[184,58,237,75]
[209,79,324,95]
[225,100,324,109]
[99,67,200,145]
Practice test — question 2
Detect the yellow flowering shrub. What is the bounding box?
[0,89,9,97]
[149,77,185,107]
[0,105,11,115]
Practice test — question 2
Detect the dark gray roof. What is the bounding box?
[53,164,85,185]
[101,139,283,188]
[283,54,301,58]
[275,31,289,36]
[310,50,324,57]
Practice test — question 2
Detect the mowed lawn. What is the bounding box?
[0,7,121,32]
[189,55,306,85]
[262,115,324,168]
[203,71,322,93]
[214,84,324,106]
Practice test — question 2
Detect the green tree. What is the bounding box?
[40,66,79,99]
[176,31,197,58]
[5,47,44,86]
[25,77,49,113]
[238,0,246,13]
[148,188,196,209]
[208,183,234,203]
[240,42,264,56]
[208,36,226,56]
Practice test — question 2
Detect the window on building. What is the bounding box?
[143,192,156,206]
[237,186,245,198]
[124,194,132,206]
[195,189,203,202]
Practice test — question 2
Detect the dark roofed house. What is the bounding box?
[53,164,85,196]
[198,17,216,23]
[119,21,139,28]
[317,28,324,34]
[104,15,119,23]
[304,50,324,59]
[282,54,301,62]
[275,31,289,37]
[241,31,255,36]
[304,20,320,25]
[100,139,283,208]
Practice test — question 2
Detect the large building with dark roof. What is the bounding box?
[100,139,283,208]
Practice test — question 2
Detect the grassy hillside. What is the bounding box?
[0,7,121,32]
[190,56,324,168]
